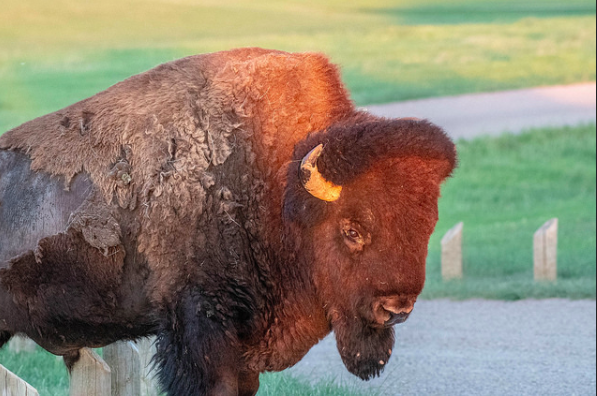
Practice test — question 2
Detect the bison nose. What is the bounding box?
[384,311,410,327]
[372,297,414,327]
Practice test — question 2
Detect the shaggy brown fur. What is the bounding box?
[0,47,352,303]
[0,48,456,396]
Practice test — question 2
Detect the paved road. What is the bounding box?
[364,83,596,140]
[288,84,596,395]
[288,299,596,396]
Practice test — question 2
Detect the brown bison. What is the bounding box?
[0,48,456,395]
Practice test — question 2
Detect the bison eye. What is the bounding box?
[346,229,361,240]
[340,219,370,253]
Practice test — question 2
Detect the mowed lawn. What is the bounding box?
[0,0,595,132]
[423,124,596,300]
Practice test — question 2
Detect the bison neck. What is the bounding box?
[244,271,330,372]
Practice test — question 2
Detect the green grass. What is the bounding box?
[0,347,366,396]
[0,0,595,132]
[258,373,368,396]
[422,124,596,300]
[0,348,69,395]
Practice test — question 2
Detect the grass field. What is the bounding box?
[0,0,595,132]
[422,124,596,300]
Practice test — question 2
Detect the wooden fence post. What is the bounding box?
[534,218,558,281]
[70,348,111,396]
[0,363,39,396]
[441,222,463,280]
[104,341,141,396]
[8,336,37,353]
[135,337,159,396]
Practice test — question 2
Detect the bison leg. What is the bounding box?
[0,331,12,349]
[0,278,29,344]
[62,350,81,372]
[156,288,242,396]
[238,371,260,396]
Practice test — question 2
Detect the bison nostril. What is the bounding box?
[383,304,413,316]
[384,311,410,327]
[372,297,415,326]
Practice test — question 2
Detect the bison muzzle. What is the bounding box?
[0,48,456,395]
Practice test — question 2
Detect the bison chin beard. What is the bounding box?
[332,316,395,380]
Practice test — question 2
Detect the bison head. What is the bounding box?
[284,118,456,380]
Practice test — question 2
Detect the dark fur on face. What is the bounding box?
[318,117,456,185]
[334,316,395,380]
[285,116,455,223]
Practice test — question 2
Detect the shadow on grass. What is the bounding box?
[363,0,596,25]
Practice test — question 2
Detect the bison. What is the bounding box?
[0,48,456,395]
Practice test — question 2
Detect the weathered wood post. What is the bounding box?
[104,341,141,396]
[135,337,159,396]
[441,222,463,280]
[70,348,111,396]
[0,364,39,396]
[534,218,558,281]
[7,335,37,353]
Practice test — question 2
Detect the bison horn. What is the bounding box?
[300,144,342,202]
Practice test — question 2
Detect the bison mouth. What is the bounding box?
[332,316,395,380]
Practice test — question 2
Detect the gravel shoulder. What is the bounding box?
[288,299,596,396]
[364,83,596,140]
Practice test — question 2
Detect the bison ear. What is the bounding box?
[300,144,342,202]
